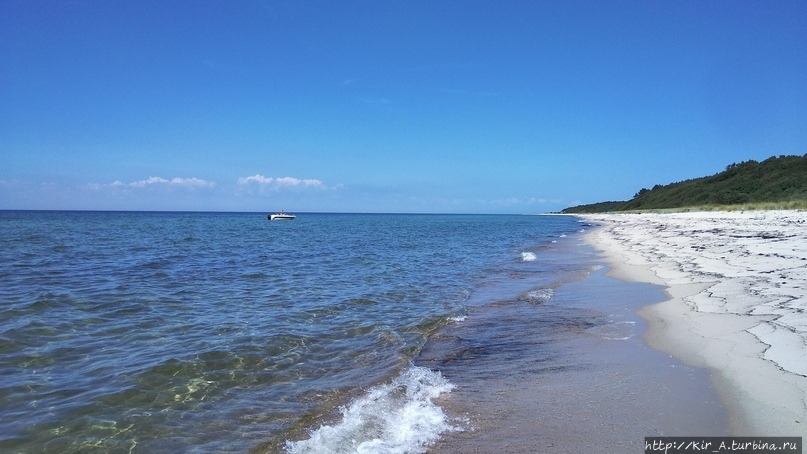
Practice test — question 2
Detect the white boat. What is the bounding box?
[268,212,296,220]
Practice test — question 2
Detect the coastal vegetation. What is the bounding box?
[562,154,807,213]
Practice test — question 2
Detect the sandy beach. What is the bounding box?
[582,210,807,436]
[422,227,731,453]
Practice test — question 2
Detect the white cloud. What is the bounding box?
[168,177,216,188]
[88,176,216,190]
[238,174,274,185]
[238,174,327,190]
[275,176,325,188]
[130,176,169,187]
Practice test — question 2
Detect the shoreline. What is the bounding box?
[422,229,729,453]
[581,211,807,435]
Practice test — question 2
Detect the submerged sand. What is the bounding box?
[423,229,730,453]
[582,210,807,435]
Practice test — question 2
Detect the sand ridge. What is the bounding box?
[581,210,807,435]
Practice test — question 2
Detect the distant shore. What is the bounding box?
[582,210,807,435]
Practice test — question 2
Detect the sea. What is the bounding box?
[0,211,726,453]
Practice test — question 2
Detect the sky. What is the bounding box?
[2,0,806,213]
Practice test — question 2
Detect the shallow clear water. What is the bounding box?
[420,257,729,453]
[0,211,583,453]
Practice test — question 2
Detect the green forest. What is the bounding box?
[562,154,807,213]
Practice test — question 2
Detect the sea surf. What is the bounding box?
[1,211,587,453]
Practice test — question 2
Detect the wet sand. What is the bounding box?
[419,239,729,453]
[582,211,807,435]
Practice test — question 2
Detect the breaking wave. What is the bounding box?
[522,288,555,304]
[285,366,459,454]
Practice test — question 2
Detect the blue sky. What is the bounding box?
[2,0,806,213]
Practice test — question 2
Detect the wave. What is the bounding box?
[522,288,555,304]
[520,252,537,262]
[285,366,458,454]
[588,321,636,340]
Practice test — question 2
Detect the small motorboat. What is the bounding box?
[268,211,296,220]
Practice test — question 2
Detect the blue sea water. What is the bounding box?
[0,211,588,453]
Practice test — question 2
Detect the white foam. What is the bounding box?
[520,252,537,262]
[285,366,458,454]
[524,288,554,304]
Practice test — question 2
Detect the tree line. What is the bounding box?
[562,154,807,213]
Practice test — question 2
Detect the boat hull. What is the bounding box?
[268,214,296,220]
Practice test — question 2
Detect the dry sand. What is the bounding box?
[582,210,807,435]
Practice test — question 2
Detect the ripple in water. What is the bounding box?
[0,211,584,452]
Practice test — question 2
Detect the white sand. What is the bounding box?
[581,210,807,435]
